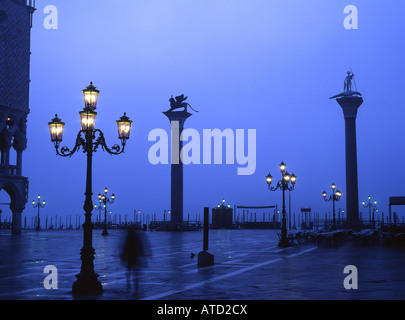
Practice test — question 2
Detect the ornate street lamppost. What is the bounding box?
[98,188,115,236]
[266,161,296,247]
[48,82,132,295]
[94,199,103,226]
[362,196,377,228]
[322,183,342,230]
[32,194,46,231]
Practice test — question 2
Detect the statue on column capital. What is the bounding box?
[344,71,354,92]
[167,94,199,113]
[330,70,362,99]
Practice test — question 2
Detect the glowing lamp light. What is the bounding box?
[116,113,133,140]
[279,161,286,173]
[322,191,327,198]
[79,107,97,131]
[82,82,100,110]
[284,172,291,182]
[290,173,296,184]
[266,173,273,185]
[336,190,342,198]
[48,114,65,142]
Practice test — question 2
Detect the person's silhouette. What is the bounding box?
[120,228,146,290]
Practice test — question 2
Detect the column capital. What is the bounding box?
[163,110,192,126]
[336,96,364,119]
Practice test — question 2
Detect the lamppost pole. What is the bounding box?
[362,196,377,228]
[281,178,287,241]
[32,195,46,231]
[103,198,107,234]
[48,82,133,295]
[80,130,96,293]
[266,161,296,247]
[322,183,342,230]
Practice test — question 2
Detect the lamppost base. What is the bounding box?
[36,226,41,231]
[72,274,102,296]
[278,239,291,248]
[101,230,108,236]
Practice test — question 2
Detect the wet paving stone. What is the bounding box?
[0,229,405,300]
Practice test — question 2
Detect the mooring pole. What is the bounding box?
[198,206,214,266]
[203,207,209,251]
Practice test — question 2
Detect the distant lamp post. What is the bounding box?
[48,82,132,295]
[338,209,345,224]
[32,194,46,231]
[94,199,102,225]
[266,161,296,247]
[362,196,377,228]
[322,183,342,230]
[98,188,115,236]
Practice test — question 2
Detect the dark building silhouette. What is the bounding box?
[212,203,233,229]
[0,0,35,234]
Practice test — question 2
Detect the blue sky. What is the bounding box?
[2,0,405,225]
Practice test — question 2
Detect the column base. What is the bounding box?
[72,273,102,296]
[198,251,214,267]
[278,238,291,248]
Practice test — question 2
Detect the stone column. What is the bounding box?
[163,110,192,224]
[334,95,363,222]
[11,206,24,235]
[16,149,23,176]
[1,147,10,175]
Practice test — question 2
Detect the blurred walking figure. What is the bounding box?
[120,228,148,290]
